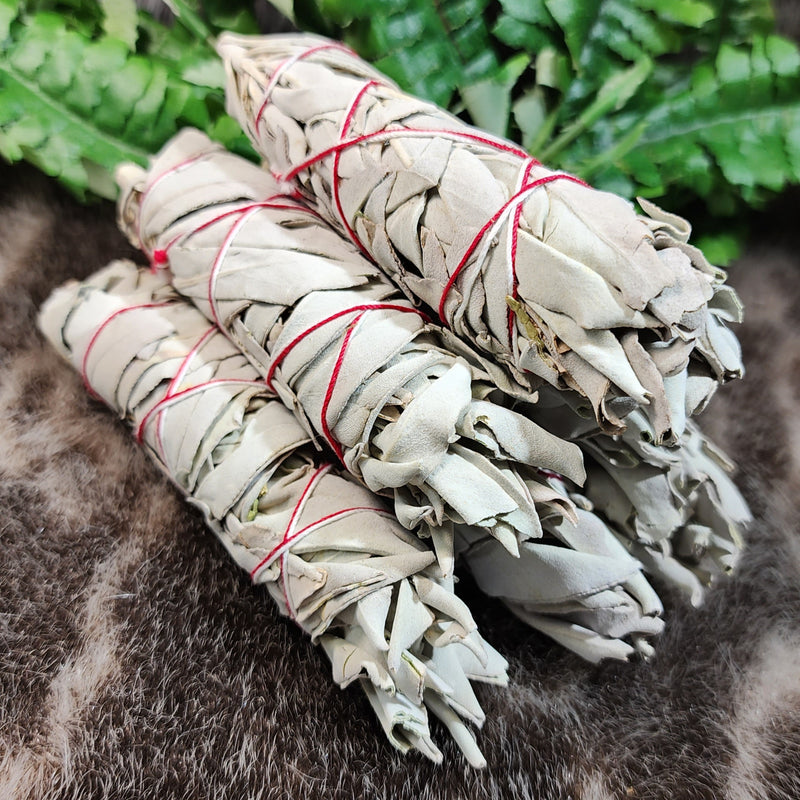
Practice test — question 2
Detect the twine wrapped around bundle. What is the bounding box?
[116,130,666,663]
[219,32,744,444]
[38,260,508,766]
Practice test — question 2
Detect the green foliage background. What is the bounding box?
[0,0,255,199]
[1,0,798,260]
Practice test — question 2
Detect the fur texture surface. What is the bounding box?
[2,159,800,800]
[2,44,800,800]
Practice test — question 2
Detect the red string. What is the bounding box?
[164,326,216,392]
[265,302,427,462]
[201,200,323,331]
[137,152,211,264]
[247,461,328,619]
[189,198,321,243]
[254,42,357,134]
[275,462,328,617]
[249,457,392,622]
[140,169,320,269]
[134,323,217,456]
[249,464,327,576]
[206,205,268,331]
[136,378,265,457]
[149,235,182,274]
[438,173,588,324]
[142,198,322,334]
[319,313,363,461]
[146,324,215,455]
[80,301,176,399]
[537,468,565,483]
[143,191,424,405]
[265,303,427,390]
[279,504,393,620]
[331,79,381,262]
[507,160,536,345]
[265,301,427,460]
[274,127,533,185]
[151,248,169,270]
[143,199,321,319]
[250,500,390,580]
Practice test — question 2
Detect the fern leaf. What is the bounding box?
[0,5,255,199]
[299,0,500,106]
[0,12,151,198]
[570,35,800,209]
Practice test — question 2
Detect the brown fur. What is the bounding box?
[3,26,800,799]
[2,155,800,800]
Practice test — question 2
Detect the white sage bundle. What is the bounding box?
[219,32,744,444]
[38,259,509,767]
[116,129,587,560]
[121,130,670,664]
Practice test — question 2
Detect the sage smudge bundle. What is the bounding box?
[217,33,750,604]
[38,260,507,766]
[219,33,744,444]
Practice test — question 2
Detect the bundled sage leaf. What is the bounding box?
[38,259,507,767]
[116,129,587,558]
[530,386,751,605]
[456,474,665,663]
[219,32,744,444]
[582,412,750,605]
[117,130,666,663]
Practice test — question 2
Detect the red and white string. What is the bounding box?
[247,462,392,621]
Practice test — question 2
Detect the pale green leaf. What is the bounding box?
[694,232,742,266]
[0,0,20,41]
[636,0,714,27]
[544,0,601,67]
[182,57,226,88]
[100,0,138,50]
[540,57,652,161]
[513,88,548,151]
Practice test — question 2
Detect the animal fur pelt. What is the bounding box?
[2,156,800,800]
